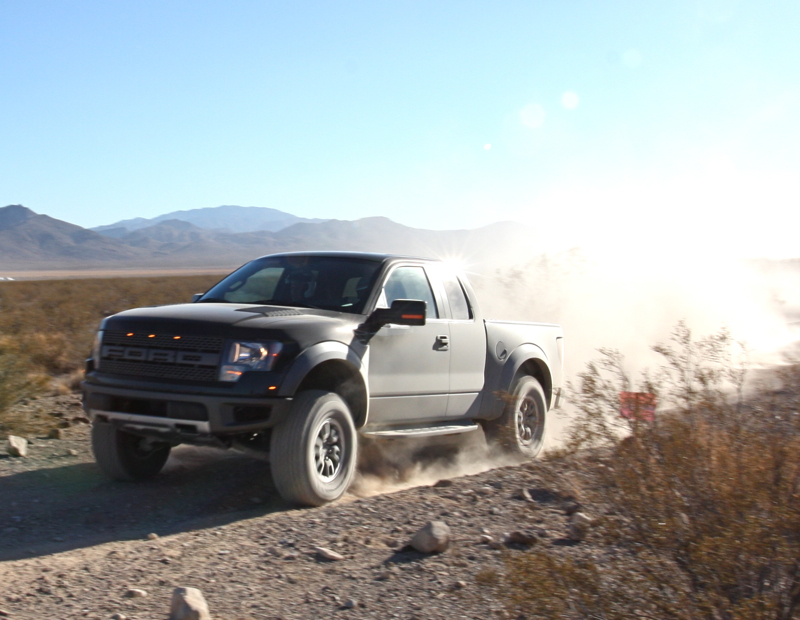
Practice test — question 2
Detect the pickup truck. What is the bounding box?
[82,252,564,506]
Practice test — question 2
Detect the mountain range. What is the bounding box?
[91,205,327,236]
[0,204,535,272]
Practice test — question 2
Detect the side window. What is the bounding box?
[441,271,472,320]
[379,266,439,318]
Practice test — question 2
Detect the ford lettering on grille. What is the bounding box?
[98,331,224,382]
[102,345,219,366]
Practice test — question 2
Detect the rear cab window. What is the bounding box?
[440,270,472,320]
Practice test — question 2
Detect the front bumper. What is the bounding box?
[82,379,293,443]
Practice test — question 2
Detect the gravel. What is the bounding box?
[0,393,600,619]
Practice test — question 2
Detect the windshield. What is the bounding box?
[198,255,383,314]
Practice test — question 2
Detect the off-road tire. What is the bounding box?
[485,375,546,459]
[270,390,357,507]
[91,421,171,481]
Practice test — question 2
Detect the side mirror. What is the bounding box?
[368,299,427,327]
[192,294,203,303]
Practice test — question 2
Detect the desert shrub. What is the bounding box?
[491,323,800,620]
[0,274,221,376]
[0,350,40,412]
[0,340,47,436]
[0,274,222,432]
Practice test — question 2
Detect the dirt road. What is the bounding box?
[0,395,592,620]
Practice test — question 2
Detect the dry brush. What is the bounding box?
[488,323,800,620]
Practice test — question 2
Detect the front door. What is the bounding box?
[367,265,450,425]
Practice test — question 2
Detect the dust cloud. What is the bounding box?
[351,429,519,498]
[468,247,800,448]
[351,247,800,493]
[472,250,796,378]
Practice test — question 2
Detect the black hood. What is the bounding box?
[101,303,363,349]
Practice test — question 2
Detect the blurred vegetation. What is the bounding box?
[0,274,220,427]
[484,323,800,620]
[0,340,46,413]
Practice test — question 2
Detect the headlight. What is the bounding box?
[91,330,104,366]
[219,341,284,382]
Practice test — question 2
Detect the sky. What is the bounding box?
[1,0,799,258]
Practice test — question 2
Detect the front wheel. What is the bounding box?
[485,375,546,459]
[270,390,357,506]
[91,421,171,481]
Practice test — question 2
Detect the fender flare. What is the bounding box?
[278,341,370,416]
[489,343,553,419]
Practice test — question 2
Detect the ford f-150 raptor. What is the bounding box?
[82,252,564,506]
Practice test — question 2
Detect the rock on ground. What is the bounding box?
[5,435,27,457]
[315,546,345,561]
[124,588,148,598]
[170,586,212,620]
[410,520,451,553]
[507,530,538,546]
[569,512,593,541]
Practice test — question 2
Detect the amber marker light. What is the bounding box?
[126,333,134,337]
[402,314,424,320]
[268,386,277,390]
[148,334,156,338]
[173,336,181,340]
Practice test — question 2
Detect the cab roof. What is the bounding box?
[254,251,440,263]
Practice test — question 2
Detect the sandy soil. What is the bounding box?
[0,395,596,620]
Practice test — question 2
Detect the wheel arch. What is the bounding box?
[280,341,369,428]
[295,360,368,428]
[516,358,553,408]
[495,343,554,415]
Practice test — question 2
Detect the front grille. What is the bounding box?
[98,330,224,382]
[99,359,219,382]
[102,331,223,351]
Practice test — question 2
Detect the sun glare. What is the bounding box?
[520,104,546,129]
[561,91,579,110]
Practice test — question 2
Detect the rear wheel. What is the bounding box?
[270,390,357,506]
[485,375,546,459]
[91,421,171,481]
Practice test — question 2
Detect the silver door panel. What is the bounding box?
[367,319,450,397]
[446,392,482,418]
[367,394,450,425]
[448,321,486,393]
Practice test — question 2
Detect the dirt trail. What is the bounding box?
[1,395,593,619]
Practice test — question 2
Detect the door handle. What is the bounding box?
[436,335,449,350]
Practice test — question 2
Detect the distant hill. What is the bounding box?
[0,205,537,272]
[0,205,143,269]
[92,205,328,235]
[117,215,538,268]
[0,204,36,229]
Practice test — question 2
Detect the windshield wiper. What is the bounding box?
[195,297,229,303]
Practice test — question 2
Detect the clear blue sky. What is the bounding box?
[2,1,798,256]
